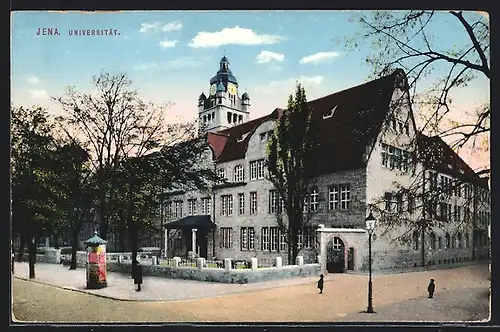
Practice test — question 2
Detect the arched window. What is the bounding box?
[451,235,456,248]
[430,232,436,250]
[333,237,343,249]
[464,233,469,248]
[457,233,462,248]
[445,233,451,249]
[413,231,419,250]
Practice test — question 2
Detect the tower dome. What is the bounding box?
[210,56,238,86]
[242,92,250,100]
[216,81,225,92]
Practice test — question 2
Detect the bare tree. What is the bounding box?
[52,71,173,240]
[343,10,490,173]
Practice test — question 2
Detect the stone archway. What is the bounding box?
[326,236,345,273]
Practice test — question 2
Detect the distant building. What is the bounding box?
[160,57,490,271]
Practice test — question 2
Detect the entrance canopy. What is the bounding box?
[165,215,215,230]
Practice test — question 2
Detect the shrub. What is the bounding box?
[60,247,73,255]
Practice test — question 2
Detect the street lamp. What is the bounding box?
[365,211,376,314]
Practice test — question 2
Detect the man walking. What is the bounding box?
[427,278,435,298]
[317,274,324,294]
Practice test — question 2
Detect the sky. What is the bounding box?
[10,10,490,170]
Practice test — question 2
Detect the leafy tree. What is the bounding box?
[266,83,320,264]
[11,106,58,278]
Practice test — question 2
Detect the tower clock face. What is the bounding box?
[210,84,217,95]
[228,83,237,96]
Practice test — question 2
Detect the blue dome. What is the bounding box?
[210,56,238,85]
[217,81,225,92]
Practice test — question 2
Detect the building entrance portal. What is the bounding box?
[326,237,345,273]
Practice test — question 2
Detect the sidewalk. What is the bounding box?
[13,262,327,302]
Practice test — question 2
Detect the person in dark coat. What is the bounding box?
[427,278,435,298]
[134,262,143,292]
[317,274,324,294]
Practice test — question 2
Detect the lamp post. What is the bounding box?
[365,211,376,314]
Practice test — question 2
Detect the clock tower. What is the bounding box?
[198,56,251,133]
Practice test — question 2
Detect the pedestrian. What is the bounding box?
[134,262,143,292]
[317,274,324,294]
[427,278,435,298]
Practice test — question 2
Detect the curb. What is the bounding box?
[14,277,148,302]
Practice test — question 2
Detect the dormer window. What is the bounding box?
[323,105,338,119]
[260,133,267,141]
[237,132,250,142]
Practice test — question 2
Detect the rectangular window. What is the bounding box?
[457,206,462,221]
[165,201,173,218]
[219,227,233,249]
[408,194,415,213]
[389,146,396,169]
[233,164,245,182]
[250,192,258,215]
[249,161,258,180]
[385,192,392,212]
[220,195,233,216]
[279,229,287,252]
[261,227,269,251]
[257,159,265,179]
[310,189,319,212]
[381,143,388,167]
[259,132,267,142]
[269,190,277,214]
[329,186,339,210]
[174,201,183,218]
[270,227,279,252]
[201,197,211,215]
[217,168,226,183]
[453,205,458,222]
[396,194,403,213]
[303,226,316,249]
[297,228,303,250]
[278,196,285,213]
[404,123,410,135]
[340,185,351,210]
[395,148,402,170]
[240,227,254,251]
[238,193,245,215]
[188,199,197,215]
[448,204,452,222]
[391,118,397,131]
[438,236,443,249]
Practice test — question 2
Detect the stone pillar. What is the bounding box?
[192,228,198,254]
[296,256,304,267]
[317,225,327,273]
[196,257,204,270]
[250,257,258,271]
[45,237,50,248]
[152,256,158,265]
[173,256,181,268]
[224,258,232,271]
[164,228,168,258]
[275,257,282,268]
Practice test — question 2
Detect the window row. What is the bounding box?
[384,192,416,213]
[428,171,482,200]
[381,143,414,173]
[413,231,470,250]
[217,159,267,183]
[390,117,410,136]
[165,197,212,219]
[218,226,318,251]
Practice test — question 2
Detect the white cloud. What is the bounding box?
[28,89,48,98]
[255,75,324,95]
[255,50,285,64]
[299,51,341,65]
[158,40,179,48]
[189,26,284,48]
[134,56,206,71]
[140,21,183,33]
[26,75,40,84]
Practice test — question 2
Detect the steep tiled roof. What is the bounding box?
[417,134,489,189]
[209,70,401,173]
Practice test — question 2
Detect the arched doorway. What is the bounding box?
[326,237,345,273]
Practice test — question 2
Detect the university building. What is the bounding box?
[162,56,490,272]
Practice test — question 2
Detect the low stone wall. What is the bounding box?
[105,261,321,284]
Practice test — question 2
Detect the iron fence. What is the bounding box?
[257,258,276,268]
[204,259,225,269]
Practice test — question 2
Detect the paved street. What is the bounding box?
[12,262,489,322]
